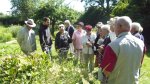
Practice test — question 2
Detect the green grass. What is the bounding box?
[0,25,20,42]
[139,54,150,84]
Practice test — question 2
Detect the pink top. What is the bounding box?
[72,29,85,49]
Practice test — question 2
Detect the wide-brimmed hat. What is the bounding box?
[25,19,36,28]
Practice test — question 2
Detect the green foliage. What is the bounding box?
[0,43,90,83]
[0,15,23,25]
[78,6,109,26]
[8,25,21,38]
[0,33,12,43]
[34,0,81,36]
[82,0,117,8]
[10,0,39,20]
[0,35,150,83]
[0,53,52,83]
[79,0,118,26]
[111,0,150,45]
[0,26,12,42]
[111,2,129,16]
[0,25,21,42]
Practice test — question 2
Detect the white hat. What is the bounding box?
[25,19,36,28]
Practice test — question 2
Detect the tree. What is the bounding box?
[10,0,39,20]
[81,0,117,12]
[34,0,81,36]
[111,0,150,45]
[78,6,105,26]
[79,0,118,26]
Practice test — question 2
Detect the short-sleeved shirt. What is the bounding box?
[82,33,96,54]
[72,29,85,49]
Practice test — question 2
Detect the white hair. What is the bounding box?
[116,16,132,31]
[64,20,71,25]
[131,22,142,32]
[108,17,119,26]
[96,22,103,28]
[59,24,65,27]
[139,26,143,33]
[101,25,111,32]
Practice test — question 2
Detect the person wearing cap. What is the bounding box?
[55,24,70,63]
[17,19,36,55]
[72,22,85,65]
[100,16,145,84]
[81,25,96,78]
[64,20,75,55]
[39,17,52,54]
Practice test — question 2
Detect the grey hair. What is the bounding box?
[64,20,71,25]
[139,26,143,33]
[116,16,132,31]
[131,22,142,32]
[96,22,103,28]
[101,25,111,32]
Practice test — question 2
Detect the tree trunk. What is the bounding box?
[51,19,56,36]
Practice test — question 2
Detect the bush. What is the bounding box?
[0,15,24,25]
[0,33,12,42]
[9,25,21,38]
[0,26,12,42]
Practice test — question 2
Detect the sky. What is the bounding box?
[0,0,85,14]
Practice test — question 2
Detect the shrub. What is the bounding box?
[0,33,12,42]
[9,25,21,38]
[0,26,12,42]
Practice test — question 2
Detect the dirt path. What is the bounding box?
[5,40,17,44]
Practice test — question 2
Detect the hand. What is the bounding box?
[98,45,104,52]
[86,41,92,47]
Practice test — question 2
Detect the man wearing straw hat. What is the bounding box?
[17,19,37,55]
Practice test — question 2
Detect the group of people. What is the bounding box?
[17,16,145,84]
